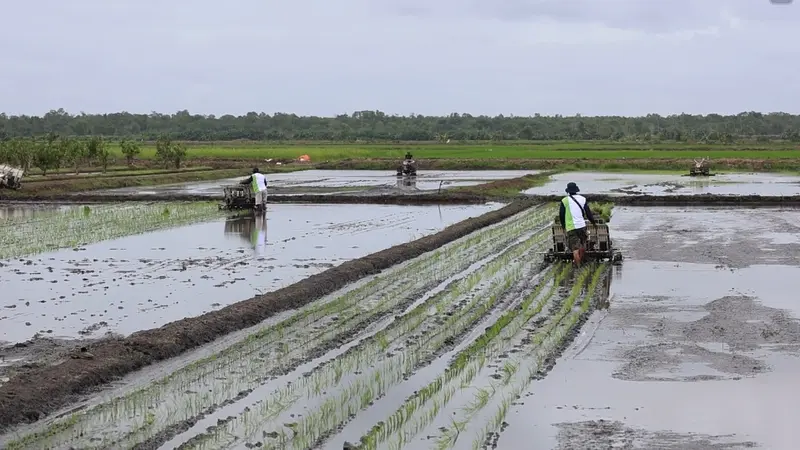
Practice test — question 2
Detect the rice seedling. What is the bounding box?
[0,201,224,260]
[593,202,615,222]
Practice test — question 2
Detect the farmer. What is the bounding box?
[558,182,596,266]
[240,167,268,211]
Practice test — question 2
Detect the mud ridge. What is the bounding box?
[525,194,800,206]
[0,199,537,431]
[1,193,492,204]
[21,167,218,184]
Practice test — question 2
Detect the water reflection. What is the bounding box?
[684,179,713,193]
[223,211,268,255]
[395,176,418,189]
[596,268,613,310]
[0,205,74,219]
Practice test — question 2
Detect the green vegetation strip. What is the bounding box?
[95,143,800,161]
[0,202,223,260]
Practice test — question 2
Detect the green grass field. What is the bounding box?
[108,142,800,162]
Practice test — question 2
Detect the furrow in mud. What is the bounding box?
[0,200,539,431]
[164,225,552,450]
[0,204,555,449]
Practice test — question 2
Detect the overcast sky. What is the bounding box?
[2,0,798,117]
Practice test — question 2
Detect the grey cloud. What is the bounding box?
[382,0,799,33]
[1,0,799,116]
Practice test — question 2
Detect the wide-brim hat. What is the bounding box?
[565,182,579,194]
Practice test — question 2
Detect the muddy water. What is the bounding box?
[93,170,540,196]
[524,171,800,196]
[498,207,800,450]
[0,203,502,344]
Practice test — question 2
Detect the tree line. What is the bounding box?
[0,134,186,175]
[2,109,800,143]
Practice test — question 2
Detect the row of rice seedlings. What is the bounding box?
[469,263,610,450]
[0,202,224,260]
[4,204,554,450]
[351,262,567,450]
[174,230,551,450]
[374,262,575,449]
[426,264,574,449]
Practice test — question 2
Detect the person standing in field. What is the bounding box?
[240,167,268,211]
[558,182,596,266]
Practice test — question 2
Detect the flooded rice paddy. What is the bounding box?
[2,195,798,448]
[0,202,502,344]
[524,171,800,196]
[498,206,800,450]
[96,170,540,197]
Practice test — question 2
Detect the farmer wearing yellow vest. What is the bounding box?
[240,167,268,211]
[558,182,596,266]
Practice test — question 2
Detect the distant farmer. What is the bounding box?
[240,167,268,211]
[559,182,596,266]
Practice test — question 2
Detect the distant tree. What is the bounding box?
[170,142,187,169]
[62,137,88,174]
[1,109,800,143]
[155,135,173,168]
[33,137,61,175]
[119,139,141,167]
[88,136,111,172]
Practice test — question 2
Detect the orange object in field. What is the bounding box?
[298,154,311,162]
